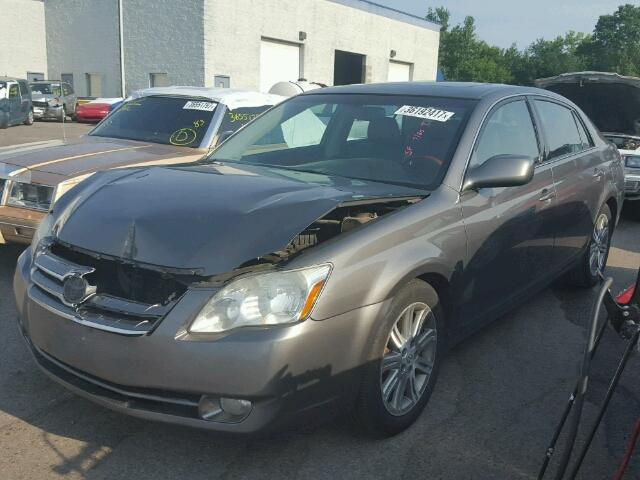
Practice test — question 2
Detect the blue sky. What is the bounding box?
[377,0,625,48]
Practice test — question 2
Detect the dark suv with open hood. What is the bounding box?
[14,82,624,436]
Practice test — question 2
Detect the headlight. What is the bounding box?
[625,155,640,169]
[7,181,54,211]
[189,264,332,334]
[31,213,55,248]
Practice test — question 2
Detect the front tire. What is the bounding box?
[567,204,612,287]
[24,110,34,125]
[354,279,444,437]
[58,107,66,122]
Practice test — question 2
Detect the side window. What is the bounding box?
[247,103,336,151]
[347,119,370,140]
[217,106,269,135]
[8,84,20,98]
[18,82,28,96]
[470,100,539,168]
[62,83,71,96]
[280,109,328,148]
[573,112,594,149]
[534,100,585,160]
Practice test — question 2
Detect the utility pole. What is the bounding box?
[118,0,126,97]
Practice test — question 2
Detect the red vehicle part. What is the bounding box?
[75,103,112,123]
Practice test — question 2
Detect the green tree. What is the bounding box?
[579,4,640,76]
[429,10,513,83]
[518,32,589,85]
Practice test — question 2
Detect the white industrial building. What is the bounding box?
[1,0,440,97]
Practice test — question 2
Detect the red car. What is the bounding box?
[75,98,123,123]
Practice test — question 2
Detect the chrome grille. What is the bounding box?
[625,179,640,193]
[29,247,174,336]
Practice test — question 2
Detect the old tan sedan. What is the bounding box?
[0,86,283,244]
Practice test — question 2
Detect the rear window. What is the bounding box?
[89,96,218,148]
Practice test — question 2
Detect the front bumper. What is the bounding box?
[32,104,63,120]
[0,205,44,244]
[625,172,640,201]
[14,248,384,434]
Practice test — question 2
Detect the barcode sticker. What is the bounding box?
[394,106,455,122]
[183,101,216,111]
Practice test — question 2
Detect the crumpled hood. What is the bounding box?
[51,163,425,275]
[535,72,640,136]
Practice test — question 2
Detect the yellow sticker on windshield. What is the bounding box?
[169,128,197,146]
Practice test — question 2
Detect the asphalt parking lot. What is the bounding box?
[0,128,639,479]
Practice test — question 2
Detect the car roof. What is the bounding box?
[30,80,63,84]
[305,81,553,100]
[128,86,286,109]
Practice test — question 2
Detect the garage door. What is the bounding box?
[388,61,412,82]
[260,39,300,92]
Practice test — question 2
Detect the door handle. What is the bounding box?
[593,169,604,181]
[539,189,556,202]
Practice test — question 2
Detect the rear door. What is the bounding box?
[459,97,555,327]
[531,98,600,267]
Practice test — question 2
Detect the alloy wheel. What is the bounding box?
[380,302,437,416]
[589,213,609,276]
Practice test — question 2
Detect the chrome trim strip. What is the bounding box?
[34,250,94,281]
[0,222,37,231]
[28,286,150,336]
[35,347,199,408]
[31,269,65,303]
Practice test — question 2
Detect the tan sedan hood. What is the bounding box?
[0,136,205,184]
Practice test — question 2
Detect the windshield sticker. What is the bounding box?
[394,106,455,122]
[169,128,198,146]
[183,101,216,112]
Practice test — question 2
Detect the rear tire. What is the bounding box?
[567,204,612,287]
[354,279,444,437]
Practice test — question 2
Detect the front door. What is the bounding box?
[458,98,556,330]
[7,82,21,125]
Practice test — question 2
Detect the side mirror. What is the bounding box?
[216,130,234,146]
[462,154,535,192]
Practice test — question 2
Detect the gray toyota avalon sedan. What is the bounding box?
[13,82,624,437]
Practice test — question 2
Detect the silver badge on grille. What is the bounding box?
[62,274,91,306]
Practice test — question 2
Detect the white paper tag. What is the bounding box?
[394,105,455,122]
[183,100,216,112]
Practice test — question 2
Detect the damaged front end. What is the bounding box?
[28,166,423,336]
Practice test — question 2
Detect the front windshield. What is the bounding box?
[90,96,217,148]
[30,83,61,96]
[207,93,475,189]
